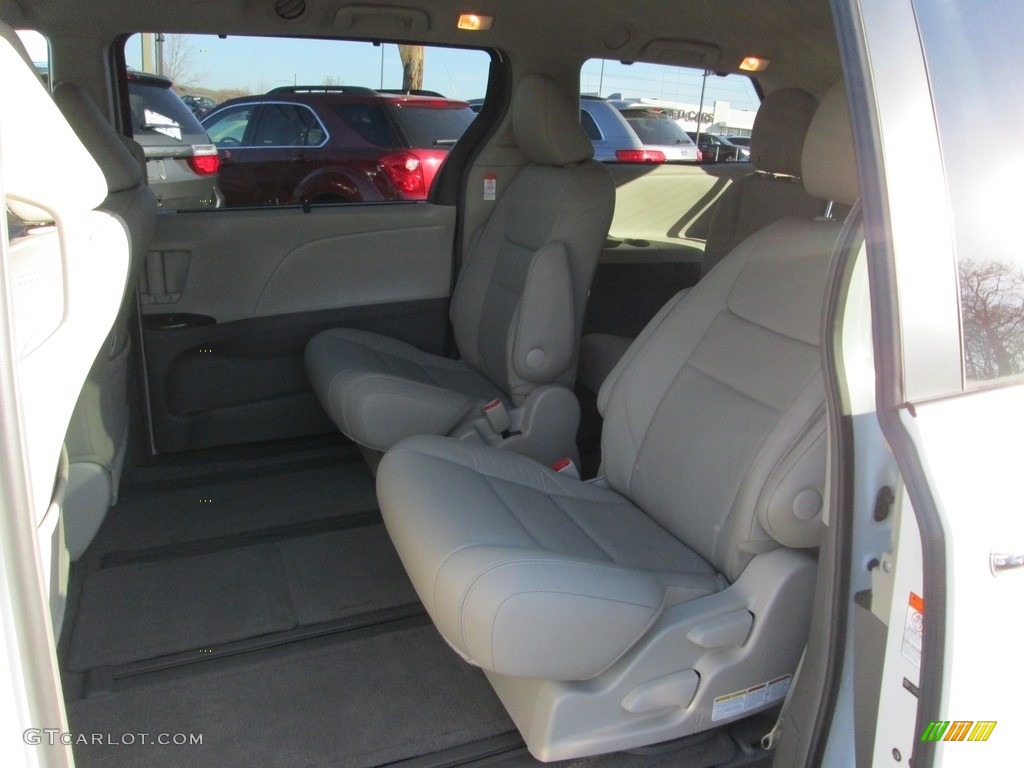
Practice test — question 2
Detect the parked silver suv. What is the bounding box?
[580,95,667,163]
[127,71,223,209]
[610,101,701,162]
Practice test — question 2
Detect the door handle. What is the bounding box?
[143,313,216,331]
[990,552,1024,575]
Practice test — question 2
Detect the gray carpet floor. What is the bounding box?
[69,545,296,669]
[68,524,418,670]
[89,460,377,556]
[66,625,515,768]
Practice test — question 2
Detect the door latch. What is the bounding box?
[990,552,1024,575]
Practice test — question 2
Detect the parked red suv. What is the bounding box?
[200,86,476,206]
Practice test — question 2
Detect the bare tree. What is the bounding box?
[398,44,424,91]
[162,34,208,90]
[322,75,343,87]
[959,258,1024,380]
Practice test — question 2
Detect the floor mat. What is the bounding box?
[279,526,419,625]
[67,625,515,768]
[68,546,297,670]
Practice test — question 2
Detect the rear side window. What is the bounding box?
[580,109,602,141]
[123,33,488,209]
[388,104,476,149]
[333,103,400,146]
[581,58,760,165]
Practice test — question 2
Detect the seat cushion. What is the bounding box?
[378,435,725,680]
[305,329,505,451]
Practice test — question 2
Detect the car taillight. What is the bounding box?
[380,152,427,197]
[614,149,667,163]
[187,144,220,175]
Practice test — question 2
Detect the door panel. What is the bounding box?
[139,202,456,452]
[584,162,749,337]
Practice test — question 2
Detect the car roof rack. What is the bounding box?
[266,85,379,95]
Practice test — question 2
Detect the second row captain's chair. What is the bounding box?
[578,87,823,395]
[376,81,859,760]
[305,74,614,464]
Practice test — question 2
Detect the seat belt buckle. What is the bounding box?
[551,457,579,479]
[482,398,511,437]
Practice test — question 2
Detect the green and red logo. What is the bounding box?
[920,721,996,742]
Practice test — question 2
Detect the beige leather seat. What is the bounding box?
[54,82,158,558]
[578,87,823,394]
[305,74,614,457]
[377,82,858,760]
[1,23,130,627]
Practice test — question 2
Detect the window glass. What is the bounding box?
[123,34,488,209]
[251,103,325,147]
[15,29,49,87]
[389,104,477,149]
[581,59,759,165]
[204,104,255,146]
[914,0,1024,383]
[128,73,208,142]
[622,113,691,146]
[580,109,602,141]
[333,103,399,146]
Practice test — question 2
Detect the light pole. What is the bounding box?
[696,69,718,161]
[696,68,709,145]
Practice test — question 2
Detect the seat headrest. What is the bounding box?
[512,74,594,166]
[54,82,145,194]
[1,27,107,222]
[801,81,860,205]
[750,88,818,177]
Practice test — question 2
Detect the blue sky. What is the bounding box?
[122,33,759,110]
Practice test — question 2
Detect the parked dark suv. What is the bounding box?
[200,86,477,206]
[127,71,223,209]
[181,94,217,118]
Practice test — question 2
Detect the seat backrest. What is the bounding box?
[54,81,157,350]
[701,88,823,277]
[597,82,858,583]
[1,22,130,611]
[52,81,158,557]
[449,75,615,404]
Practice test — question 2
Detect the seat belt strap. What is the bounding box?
[762,646,806,751]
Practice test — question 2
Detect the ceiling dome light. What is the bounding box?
[457,13,493,31]
[739,56,770,72]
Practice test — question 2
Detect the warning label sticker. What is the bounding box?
[901,592,924,669]
[483,173,497,201]
[712,674,791,722]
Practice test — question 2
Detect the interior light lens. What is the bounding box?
[739,56,770,72]
[457,13,493,31]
